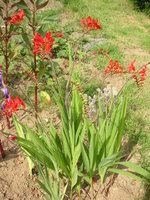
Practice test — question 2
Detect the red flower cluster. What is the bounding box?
[3,96,25,117]
[138,65,147,82]
[105,59,147,89]
[80,16,101,32]
[9,9,25,25]
[128,60,147,86]
[33,32,54,59]
[105,60,123,76]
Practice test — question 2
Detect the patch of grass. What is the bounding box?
[82,81,101,97]
[141,36,150,51]
[57,0,86,12]
[69,0,150,62]
[93,42,123,69]
[123,83,150,172]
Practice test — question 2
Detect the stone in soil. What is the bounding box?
[83,38,107,51]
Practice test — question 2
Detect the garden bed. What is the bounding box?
[0,0,150,199]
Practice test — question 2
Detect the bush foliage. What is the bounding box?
[132,0,150,15]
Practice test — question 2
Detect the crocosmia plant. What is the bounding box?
[33,32,54,59]
[80,16,101,32]
[0,65,25,158]
[2,96,25,117]
[9,9,25,25]
[0,66,25,126]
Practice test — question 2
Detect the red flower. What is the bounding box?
[8,135,17,140]
[56,33,64,38]
[105,60,123,76]
[138,65,147,82]
[128,60,136,73]
[33,32,54,59]
[80,16,101,32]
[9,9,25,25]
[130,65,147,89]
[3,96,25,117]
[80,20,85,32]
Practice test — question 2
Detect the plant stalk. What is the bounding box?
[4,1,10,129]
[6,114,10,129]
[5,1,8,85]
[33,2,37,120]
[0,139,5,158]
[35,81,37,119]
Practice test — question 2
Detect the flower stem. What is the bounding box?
[35,80,37,120]
[6,114,10,129]
[4,1,10,128]
[5,2,8,85]
[33,2,38,121]
[5,33,8,85]
[0,140,5,158]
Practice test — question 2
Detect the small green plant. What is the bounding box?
[36,164,68,200]
[13,85,150,198]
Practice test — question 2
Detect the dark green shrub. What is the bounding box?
[132,0,150,15]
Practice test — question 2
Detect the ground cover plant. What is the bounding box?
[0,0,150,199]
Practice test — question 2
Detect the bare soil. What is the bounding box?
[0,124,146,200]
